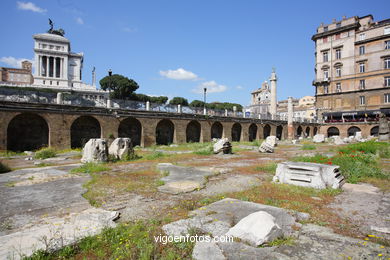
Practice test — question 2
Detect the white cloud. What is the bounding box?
[0,56,33,68]
[17,1,47,13]
[76,17,84,25]
[192,80,227,94]
[236,85,243,90]
[159,68,198,80]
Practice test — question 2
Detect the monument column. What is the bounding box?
[287,97,294,140]
[270,69,277,119]
[46,56,49,78]
[53,57,57,78]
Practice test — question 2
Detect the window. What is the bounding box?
[336,83,341,92]
[359,45,365,55]
[385,77,390,87]
[359,96,365,105]
[324,70,329,79]
[359,79,366,89]
[385,58,390,69]
[324,26,328,32]
[359,62,365,73]
[385,27,390,35]
[336,22,341,28]
[323,51,328,62]
[385,41,390,50]
[323,86,329,94]
[359,33,366,40]
[336,67,341,77]
[336,49,341,59]
[385,94,390,103]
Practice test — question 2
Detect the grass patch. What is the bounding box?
[293,152,388,183]
[34,148,56,160]
[25,220,195,260]
[70,162,110,174]
[0,151,26,157]
[193,145,213,155]
[255,163,278,174]
[338,141,389,156]
[264,236,295,247]
[301,144,316,150]
[0,161,11,173]
[144,151,167,160]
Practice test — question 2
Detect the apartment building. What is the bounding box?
[312,15,390,123]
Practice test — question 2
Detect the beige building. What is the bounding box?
[312,15,390,123]
[0,61,33,85]
[277,96,316,120]
[248,81,271,115]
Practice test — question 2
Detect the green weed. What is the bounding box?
[34,148,56,159]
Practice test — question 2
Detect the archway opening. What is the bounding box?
[248,124,257,142]
[370,126,379,136]
[276,125,283,140]
[71,116,101,148]
[7,113,49,151]
[313,127,318,136]
[348,126,361,137]
[305,127,310,137]
[327,127,340,137]
[297,126,303,137]
[232,123,242,142]
[186,120,201,143]
[118,117,142,146]
[211,122,223,139]
[156,119,174,145]
[263,124,271,139]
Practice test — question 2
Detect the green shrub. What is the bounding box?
[301,144,316,150]
[144,151,166,160]
[338,141,389,155]
[71,163,110,174]
[0,161,11,173]
[34,147,56,159]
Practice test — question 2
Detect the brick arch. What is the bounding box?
[370,126,379,136]
[231,123,242,142]
[305,126,310,137]
[211,122,223,139]
[156,119,174,145]
[347,126,361,137]
[263,124,271,139]
[248,123,257,141]
[296,125,303,137]
[186,120,201,143]
[327,126,340,137]
[118,117,142,146]
[7,113,49,151]
[313,126,318,136]
[70,116,101,148]
[276,125,283,140]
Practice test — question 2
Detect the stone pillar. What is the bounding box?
[146,101,150,111]
[172,119,187,144]
[200,121,211,143]
[221,122,234,141]
[225,109,228,117]
[233,106,237,117]
[270,69,277,119]
[177,104,182,113]
[203,107,207,115]
[107,98,112,108]
[56,92,63,105]
[287,97,294,140]
[241,123,250,142]
[138,118,158,147]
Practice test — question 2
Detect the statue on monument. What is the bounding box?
[47,18,65,37]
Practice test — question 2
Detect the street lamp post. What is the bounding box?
[203,87,207,115]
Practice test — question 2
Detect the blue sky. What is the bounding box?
[0,0,389,105]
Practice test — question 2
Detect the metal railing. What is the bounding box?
[0,86,321,123]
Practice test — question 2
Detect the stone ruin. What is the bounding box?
[81,138,134,163]
[81,139,108,163]
[213,138,232,154]
[259,135,277,153]
[378,113,389,141]
[108,138,134,160]
[273,161,345,189]
[313,134,325,143]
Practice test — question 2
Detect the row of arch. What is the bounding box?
[6,113,313,151]
[326,126,379,137]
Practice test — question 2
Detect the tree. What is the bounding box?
[169,97,189,106]
[189,100,205,107]
[100,74,139,99]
